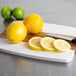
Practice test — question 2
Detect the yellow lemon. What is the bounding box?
[24,14,44,33]
[6,22,27,43]
[40,37,55,52]
[28,37,42,51]
[54,39,71,52]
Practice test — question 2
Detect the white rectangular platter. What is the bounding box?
[0,22,75,63]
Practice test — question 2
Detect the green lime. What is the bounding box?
[12,7,25,19]
[1,6,12,19]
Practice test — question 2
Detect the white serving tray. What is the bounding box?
[0,22,75,63]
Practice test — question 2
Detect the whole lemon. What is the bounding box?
[24,14,44,33]
[6,22,27,43]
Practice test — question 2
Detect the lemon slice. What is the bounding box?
[54,39,71,52]
[28,37,42,51]
[40,37,55,52]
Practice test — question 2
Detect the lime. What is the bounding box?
[1,6,12,19]
[12,7,25,19]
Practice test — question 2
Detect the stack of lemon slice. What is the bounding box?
[28,37,71,52]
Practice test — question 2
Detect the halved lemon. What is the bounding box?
[40,37,55,52]
[54,39,71,52]
[28,37,42,51]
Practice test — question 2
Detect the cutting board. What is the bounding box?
[0,21,75,63]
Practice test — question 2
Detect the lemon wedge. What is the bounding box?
[54,39,71,52]
[40,37,55,52]
[28,37,42,51]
